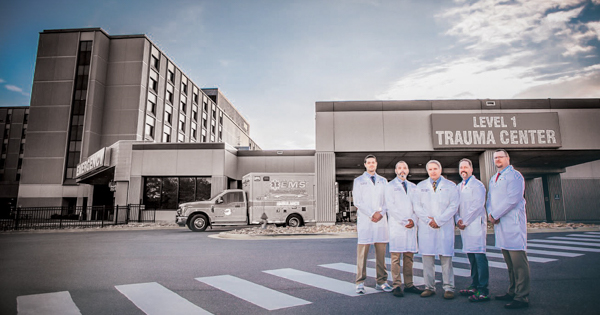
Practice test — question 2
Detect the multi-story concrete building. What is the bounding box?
[18,28,258,208]
[0,107,28,214]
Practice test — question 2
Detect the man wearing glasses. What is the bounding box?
[487,149,530,309]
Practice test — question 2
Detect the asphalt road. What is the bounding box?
[0,228,599,314]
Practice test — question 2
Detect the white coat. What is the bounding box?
[352,172,389,244]
[487,165,527,251]
[385,178,418,253]
[413,177,460,256]
[455,176,487,253]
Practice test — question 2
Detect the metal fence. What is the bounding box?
[0,204,155,231]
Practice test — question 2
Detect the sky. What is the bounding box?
[1,0,599,150]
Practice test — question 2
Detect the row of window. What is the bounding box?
[1,108,30,125]
[143,176,212,210]
[145,47,224,144]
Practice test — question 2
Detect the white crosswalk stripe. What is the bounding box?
[319,262,431,285]
[455,249,556,263]
[567,234,600,238]
[485,245,583,257]
[529,239,600,247]
[526,242,600,253]
[585,232,600,235]
[196,275,311,310]
[368,257,473,276]
[115,282,212,315]
[264,267,378,296]
[17,291,81,315]
[549,236,600,243]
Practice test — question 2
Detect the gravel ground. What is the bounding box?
[3,221,598,234]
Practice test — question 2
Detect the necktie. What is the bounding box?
[371,176,375,184]
[495,173,500,182]
[432,181,437,192]
[402,181,407,193]
[461,181,465,191]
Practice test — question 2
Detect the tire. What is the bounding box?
[188,213,209,232]
[286,214,303,227]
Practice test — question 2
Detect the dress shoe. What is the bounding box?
[392,287,404,297]
[443,291,455,299]
[495,293,514,301]
[504,300,529,309]
[421,289,435,297]
[404,285,424,294]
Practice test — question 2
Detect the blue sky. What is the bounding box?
[1,0,599,149]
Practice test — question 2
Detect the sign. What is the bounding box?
[431,113,561,149]
[76,148,110,178]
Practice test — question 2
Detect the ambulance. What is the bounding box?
[175,173,315,231]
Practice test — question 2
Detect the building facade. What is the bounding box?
[0,107,28,214]
[18,28,257,208]
[315,99,600,224]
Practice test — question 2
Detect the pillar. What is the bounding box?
[211,175,228,198]
[542,174,566,222]
[316,151,336,225]
[478,150,496,190]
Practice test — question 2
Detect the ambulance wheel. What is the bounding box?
[189,214,209,232]
[286,214,303,227]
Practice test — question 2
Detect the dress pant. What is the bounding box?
[502,249,530,302]
[356,243,388,285]
[390,252,414,288]
[422,255,454,292]
[467,253,489,295]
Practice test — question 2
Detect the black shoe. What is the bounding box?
[504,300,529,309]
[495,293,514,301]
[404,285,424,294]
[392,287,404,297]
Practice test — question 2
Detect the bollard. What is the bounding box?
[260,212,268,229]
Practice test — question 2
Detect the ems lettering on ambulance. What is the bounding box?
[269,179,308,199]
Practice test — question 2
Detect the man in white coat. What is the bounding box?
[455,158,490,302]
[352,154,392,294]
[413,160,460,299]
[385,161,424,297]
[487,149,530,309]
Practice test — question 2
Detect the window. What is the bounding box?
[203,100,208,112]
[210,134,215,142]
[211,120,216,134]
[167,63,175,83]
[147,93,157,115]
[143,177,212,209]
[19,143,24,154]
[202,129,207,142]
[165,105,173,124]
[152,55,159,70]
[179,113,186,132]
[202,112,207,128]
[193,91,199,104]
[149,71,158,93]
[151,47,160,70]
[178,133,184,142]
[191,122,197,140]
[192,105,198,121]
[180,96,187,113]
[219,110,223,124]
[168,69,174,83]
[163,126,171,142]
[145,115,155,139]
[166,84,174,103]
[212,103,216,119]
[181,82,187,94]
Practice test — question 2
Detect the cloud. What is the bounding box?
[0,78,5,84]
[5,84,30,97]
[379,0,600,100]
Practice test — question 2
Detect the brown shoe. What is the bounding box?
[421,289,435,297]
[444,291,455,299]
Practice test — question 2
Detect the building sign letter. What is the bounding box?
[431,113,561,149]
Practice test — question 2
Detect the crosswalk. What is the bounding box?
[15,232,600,314]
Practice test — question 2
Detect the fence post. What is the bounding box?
[59,207,63,229]
[125,205,130,224]
[101,205,105,228]
[137,205,142,222]
[14,207,20,230]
